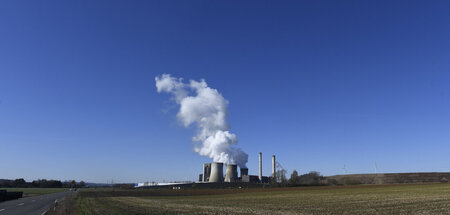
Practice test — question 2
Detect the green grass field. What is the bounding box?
[0,188,68,196]
[53,183,450,215]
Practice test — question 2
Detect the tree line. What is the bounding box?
[0,178,85,188]
[272,169,326,187]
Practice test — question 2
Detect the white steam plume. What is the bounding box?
[155,74,248,168]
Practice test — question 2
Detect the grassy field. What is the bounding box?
[0,188,68,196]
[53,183,450,215]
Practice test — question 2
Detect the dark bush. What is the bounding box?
[326,178,339,185]
[343,178,362,185]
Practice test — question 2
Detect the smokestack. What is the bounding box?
[202,163,211,182]
[224,164,238,182]
[240,167,248,177]
[259,152,262,181]
[209,162,224,183]
[272,155,276,178]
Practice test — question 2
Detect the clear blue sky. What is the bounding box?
[1,1,449,183]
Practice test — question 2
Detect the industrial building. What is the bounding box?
[199,152,275,183]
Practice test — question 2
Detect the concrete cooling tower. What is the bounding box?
[224,164,238,182]
[209,162,224,182]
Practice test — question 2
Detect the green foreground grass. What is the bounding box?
[63,183,450,214]
[0,187,68,196]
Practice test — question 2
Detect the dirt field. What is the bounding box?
[53,183,450,215]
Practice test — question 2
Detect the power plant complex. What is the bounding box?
[199,152,275,183]
[135,152,276,188]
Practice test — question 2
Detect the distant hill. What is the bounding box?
[327,172,450,185]
[84,182,113,187]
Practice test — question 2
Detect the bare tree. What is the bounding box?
[288,170,299,185]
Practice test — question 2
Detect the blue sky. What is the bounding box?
[1,1,449,183]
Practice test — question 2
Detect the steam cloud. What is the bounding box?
[155,74,248,168]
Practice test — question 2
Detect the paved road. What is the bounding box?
[0,191,73,215]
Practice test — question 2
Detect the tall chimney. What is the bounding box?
[259,152,262,181]
[272,155,276,178]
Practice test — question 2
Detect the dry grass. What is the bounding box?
[46,194,79,215]
[75,183,450,214]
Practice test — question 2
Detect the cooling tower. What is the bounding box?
[224,164,238,182]
[272,155,276,178]
[259,152,262,181]
[240,167,249,177]
[203,163,211,182]
[209,162,224,183]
